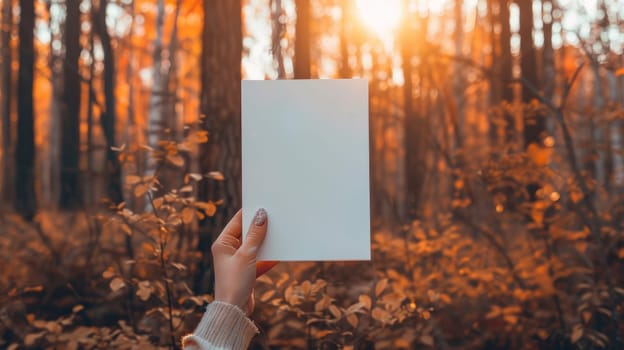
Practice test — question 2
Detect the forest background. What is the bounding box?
[0,0,623,349]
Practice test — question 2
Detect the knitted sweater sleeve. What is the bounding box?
[182,301,259,350]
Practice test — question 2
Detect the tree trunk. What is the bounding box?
[195,0,242,294]
[542,1,554,102]
[454,0,464,140]
[15,0,36,219]
[147,0,166,178]
[96,0,123,204]
[487,0,500,144]
[338,0,351,79]
[271,0,286,78]
[294,0,311,79]
[518,0,543,148]
[86,5,96,204]
[60,0,82,209]
[47,0,62,207]
[500,0,514,144]
[2,0,12,205]
[401,3,426,220]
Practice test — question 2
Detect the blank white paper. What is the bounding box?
[241,79,370,261]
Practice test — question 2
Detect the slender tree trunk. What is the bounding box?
[96,0,123,204]
[125,0,138,212]
[86,6,96,205]
[2,0,12,205]
[147,0,166,179]
[402,2,426,220]
[15,0,36,219]
[163,0,183,190]
[60,0,82,209]
[454,0,464,140]
[487,0,501,144]
[271,0,286,78]
[500,0,514,145]
[518,0,542,148]
[338,0,351,79]
[542,1,554,102]
[48,0,62,206]
[294,0,311,79]
[195,0,242,294]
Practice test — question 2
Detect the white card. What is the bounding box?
[242,79,370,261]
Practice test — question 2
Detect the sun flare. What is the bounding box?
[355,0,403,37]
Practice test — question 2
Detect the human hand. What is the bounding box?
[211,208,278,315]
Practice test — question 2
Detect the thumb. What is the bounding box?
[241,208,268,255]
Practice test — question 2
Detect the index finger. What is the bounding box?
[214,209,243,242]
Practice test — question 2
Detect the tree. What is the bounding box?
[195,0,243,293]
[271,0,286,78]
[95,0,123,204]
[147,0,166,162]
[542,0,555,102]
[401,3,427,219]
[454,0,465,137]
[499,0,514,144]
[338,0,351,79]
[15,0,35,219]
[60,0,82,209]
[518,0,543,148]
[294,0,311,79]
[1,0,12,205]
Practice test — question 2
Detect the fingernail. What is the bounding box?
[254,208,267,226]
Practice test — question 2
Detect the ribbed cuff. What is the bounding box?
[182,301,259,350]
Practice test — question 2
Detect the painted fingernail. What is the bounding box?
[254,208,267,226]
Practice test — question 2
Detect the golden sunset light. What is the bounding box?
[355,0,403,37]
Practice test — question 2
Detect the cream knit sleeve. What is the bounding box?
[182,301,259,350]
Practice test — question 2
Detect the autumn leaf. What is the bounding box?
[206,171,225,181]
[188,173,203,181]
[195,201,217,217]
[375,278,388,297]
[125,175,142,186]
[24,331,46,346]
[109,277,125,292]
[315,329,334,339]
[181,207,196,224]
[167,154,185,167]
[420,334,434,346]
[315,294,331,312]
[136,281,153,301]
[527,143,552,166]
[102,267,115,279]
[256,274,273,285]
[571,325,584,343]
[300,280,311,295]
[359,294,372,310]
[152,197,164,209]
[346,313,359,328]
[72,304,84,313]
[260,290,276,302]
[372,307,390,322]
[329,305,342,319]
[171,262,187,271]
[134,184,149,197]
[503,314,518,325]
[111,144,126,152]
